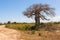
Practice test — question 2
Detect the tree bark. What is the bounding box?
[35,12,40,29]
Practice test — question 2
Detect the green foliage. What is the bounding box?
[12,22,17,24]
[53,22,60,24]
[6,23,34,30]
[7,21,11,24]
[5,22,60,31]
[0,23,3,25]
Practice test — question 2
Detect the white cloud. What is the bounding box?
[50,16,60,22]
[41,16,60,22]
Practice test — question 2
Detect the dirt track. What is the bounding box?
[0,25,20,40]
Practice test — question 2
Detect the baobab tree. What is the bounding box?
[23,4,55,29]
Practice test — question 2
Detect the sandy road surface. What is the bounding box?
[0,25,20,40]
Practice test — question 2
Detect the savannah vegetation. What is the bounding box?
[5,21,60,31]
[3,4,57,31]
[0,1,60,40]
[23,4,55,30]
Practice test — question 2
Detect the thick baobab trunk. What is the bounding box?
[35,16,40,26]
[35,12,40,29]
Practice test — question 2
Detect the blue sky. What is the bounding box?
[0,0,60,23]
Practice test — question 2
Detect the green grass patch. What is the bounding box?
[5,23,34,30]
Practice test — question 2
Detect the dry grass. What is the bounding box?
[18,23,60,40]
[19,30,60,40]
[4,23,60,40]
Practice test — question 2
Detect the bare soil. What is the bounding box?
[0,25,20,40]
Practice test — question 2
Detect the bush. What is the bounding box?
[7,21,11,24]
[5,23,34,30]
[0,23,3,25]
[12,22,17,24]
[6,22,58,31]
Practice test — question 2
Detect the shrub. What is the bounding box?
[12,22,17,24]
[7,21,11,24]
[0,23,3,25]
[5,23,34,30]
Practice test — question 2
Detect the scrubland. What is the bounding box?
[4,22,60,40]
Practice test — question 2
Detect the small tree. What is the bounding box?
[13,22,17,24]
[23,4,55,29]
[7,21,11,24]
